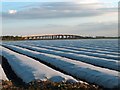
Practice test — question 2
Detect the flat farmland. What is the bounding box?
[1,39,119,90]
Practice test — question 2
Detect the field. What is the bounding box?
[0,39,119,90]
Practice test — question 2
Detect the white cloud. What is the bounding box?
[73,0,104,9]
[74,0,100,4]
[8,10,17,14]
[2,2,117,21]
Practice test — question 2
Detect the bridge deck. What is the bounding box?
[23,35,83,40]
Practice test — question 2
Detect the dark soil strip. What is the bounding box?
[1,56,26,87]
[1,45,104,89]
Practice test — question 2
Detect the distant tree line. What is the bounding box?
[0,35,119,41]
[95,36,120,39]
[0,36,24,41]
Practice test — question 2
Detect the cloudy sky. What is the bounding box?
[1,0,119,36]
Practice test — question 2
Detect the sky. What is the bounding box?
[0,0,119,36]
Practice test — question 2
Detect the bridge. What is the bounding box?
[23,34,83,40]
